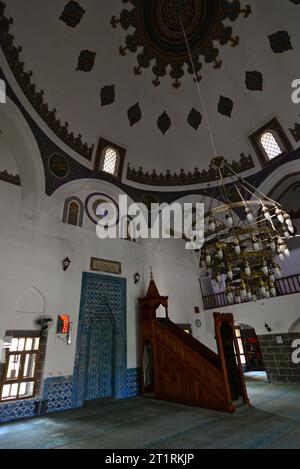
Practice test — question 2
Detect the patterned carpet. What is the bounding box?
[0,375,300,449]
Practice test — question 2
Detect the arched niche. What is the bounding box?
[48,178,136,230]
[16,287,45,314]
[0,98,44,223]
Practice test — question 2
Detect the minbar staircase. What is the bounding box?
[139,278,249,413]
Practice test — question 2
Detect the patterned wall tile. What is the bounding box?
[43,376,73,414]
[125,368,140,398]
[0,398,38,423]
[72,273,127,408]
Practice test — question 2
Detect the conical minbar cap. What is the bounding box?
[146,279,160,298]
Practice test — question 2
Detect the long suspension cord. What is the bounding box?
[179,16,218,159]
[223,161,281,205]
[180,13,280,207]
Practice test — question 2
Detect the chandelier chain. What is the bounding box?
[179,16,218,159]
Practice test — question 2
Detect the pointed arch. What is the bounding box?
[15,287,45,314]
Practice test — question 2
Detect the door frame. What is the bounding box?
[72,272,127,408]
[214,313,250,406]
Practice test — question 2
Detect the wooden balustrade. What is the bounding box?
[153,319,234,412]
[202,273,300,310]
[140,277,244,413]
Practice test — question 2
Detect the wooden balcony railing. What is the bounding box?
[202,273,300,310]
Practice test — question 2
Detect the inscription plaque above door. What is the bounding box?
[90,257,121,275]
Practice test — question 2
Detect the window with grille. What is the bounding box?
[0,336,41,402]
[102,147,119,176]
[260,132,282,160]
[249,118,293,167]
[94,138,126,180]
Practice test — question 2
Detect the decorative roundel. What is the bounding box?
[85,193,119,226]
[112,0,252,88]
[143,0,221,58]
[195,319,202,328]
[161,0,195,33]
[48,154,69,179]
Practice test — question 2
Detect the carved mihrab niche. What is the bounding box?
[111,0,252,89]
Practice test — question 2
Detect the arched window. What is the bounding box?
[260,132,282,161]
[249,118,293,167]
[102,147,119,176]
[63,197,84,227]
[94,138,126,180]
[67,201,80,226]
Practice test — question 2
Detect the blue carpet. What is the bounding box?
[0,378,299,449]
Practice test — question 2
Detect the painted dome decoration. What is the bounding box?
[111,0,252,88]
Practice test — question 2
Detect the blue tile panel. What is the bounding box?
[72,273,127,408]
[43,376,73,414]
[0,398,39,423]
[0,368,138,423]
[125,368,140,397]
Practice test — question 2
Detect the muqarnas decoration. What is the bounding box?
[111,0,252,89]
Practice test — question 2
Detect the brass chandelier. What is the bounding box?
[200,157,294,303]
[171,4,294,304]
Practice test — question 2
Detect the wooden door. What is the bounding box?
[241,329,265,371]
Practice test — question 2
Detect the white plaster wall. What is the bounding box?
[142,239,202,324]
[0,181,204,379]
[0,97,204,379]
[2,175,300,375]
[200,293,300,354]
[0,204,144,375]
[0,137,18,174]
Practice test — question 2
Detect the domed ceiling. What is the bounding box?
[0,0,300,187]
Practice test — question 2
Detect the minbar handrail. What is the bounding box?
[156,318,221,369]
[202,273,300,310]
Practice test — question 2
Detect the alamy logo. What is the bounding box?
[291,79,300,104]
[95,195,205,250]
[291,339,300,364]
[0,79,6,104]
